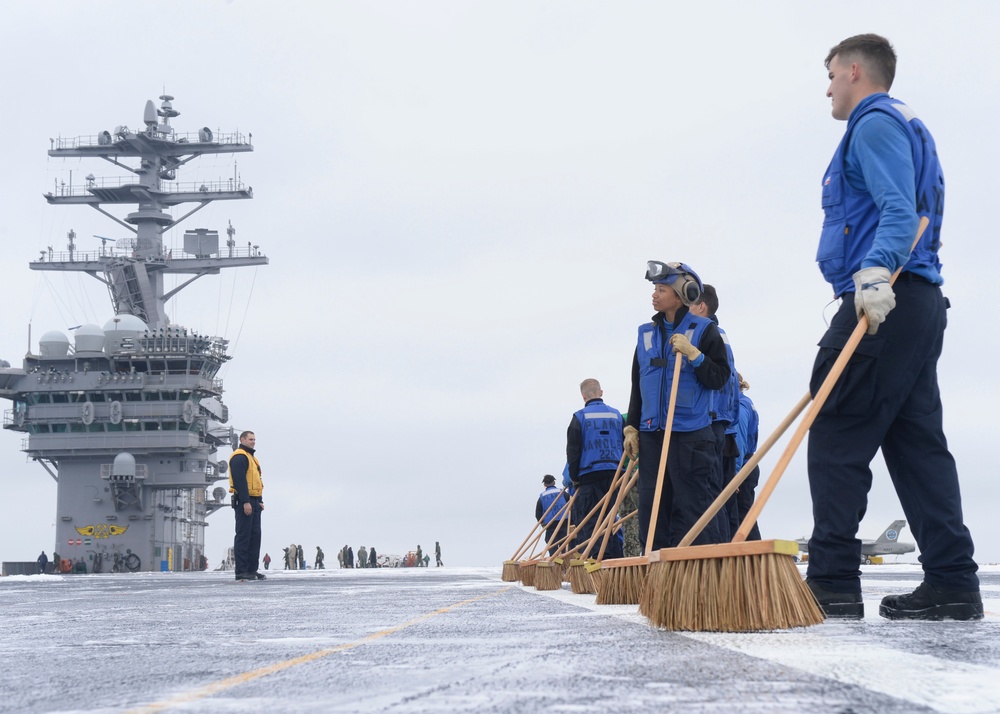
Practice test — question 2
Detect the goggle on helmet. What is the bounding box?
[645,260,703,306]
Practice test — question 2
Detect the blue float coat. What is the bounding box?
[818,93,944,295]
[567,398,624,482]
[627,306,730,434]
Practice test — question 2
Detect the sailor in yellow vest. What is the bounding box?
[229,430,265,581]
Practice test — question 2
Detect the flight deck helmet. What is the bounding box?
[645,260,703,306]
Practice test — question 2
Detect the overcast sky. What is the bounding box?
[1,1,998,568]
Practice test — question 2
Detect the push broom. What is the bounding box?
[518,491,577,586]
[512,498,569,584]
[502,487,569,581]
[641,218,928,632]
[590,355,683,605]
[636,391,811,617]
[552,454,629,591]
[533,464,633,591]
[570,469,640,594]
[566,458,640,594]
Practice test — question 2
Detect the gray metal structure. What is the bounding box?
[0,96,266,573]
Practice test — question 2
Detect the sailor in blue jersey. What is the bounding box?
[624,262,730,551]
[535,474,569,557]
[807,34,981,621]
[733,376,761,541]
[691,284,742,540]
[566,379,624,559]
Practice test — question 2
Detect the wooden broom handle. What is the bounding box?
[593,463,640,560]
[644,354,684,554]
[525,491,578,559]
[510,487,569,560]
[550,463,634,559]
[732,216,929,543]
[677,391,811,548]
[577,453,629,558]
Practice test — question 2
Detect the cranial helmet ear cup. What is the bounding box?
[680,278,701,305]
[671,275,701,305]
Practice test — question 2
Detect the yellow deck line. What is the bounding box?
[125,585,512,713]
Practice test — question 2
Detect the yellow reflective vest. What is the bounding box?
[228,447,263,498]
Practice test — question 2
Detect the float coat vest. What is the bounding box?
[573,399,624,478]
[539,486,568,524]
[734,393,760,471]
[637,315,714,433]
[228,448,263,497]
[818,93,944,296]
[713,324,739,431]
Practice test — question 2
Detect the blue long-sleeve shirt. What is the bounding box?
[847,107,938,283]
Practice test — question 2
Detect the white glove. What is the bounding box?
[852,266,895,335]
[623,426,639,460]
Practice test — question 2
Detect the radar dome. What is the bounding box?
[39,330,70,357]
[103,314,148,333]
[103,314,148,354]
[112,452,137,478]
[74,323,105,353]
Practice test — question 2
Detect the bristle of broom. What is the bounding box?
[642,553,824,632]
[567,560,595,594]
[501,560,520,582]
[551,557,567,583]
[519,562,537,587]
[593,562,648,605]
[556,552,578,582]
[534,562,562,591]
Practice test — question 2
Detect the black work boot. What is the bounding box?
[879,582,983,621]
[807,579,864,619]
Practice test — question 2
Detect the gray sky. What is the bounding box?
[1,1,998,567]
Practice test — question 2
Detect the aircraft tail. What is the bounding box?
[875,520,907,544]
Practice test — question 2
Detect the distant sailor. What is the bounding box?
[566,379,625,559]
[690,284,742,539]
[733,374,761,540]
[535,475,569,556]
[229,430,265,581]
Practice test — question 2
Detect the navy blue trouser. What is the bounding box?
[711,421,740,541]
[637,427,721,552]
[544,519,568,557]
[571,472,624,559]
[735,464,762,541]
[806,278,978,592]
[234,497,262,576]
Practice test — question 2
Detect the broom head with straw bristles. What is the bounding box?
[501,560,520,582]
[567,558,596,594]
[640,540,824,632]
[588,556,650,605]
[534,561,563,591]
[555,552,579,582]
[519,560,539,587]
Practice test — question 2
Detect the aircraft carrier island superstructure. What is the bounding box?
[0,96,267,572]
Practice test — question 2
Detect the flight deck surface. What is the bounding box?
[2,564,998,713]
